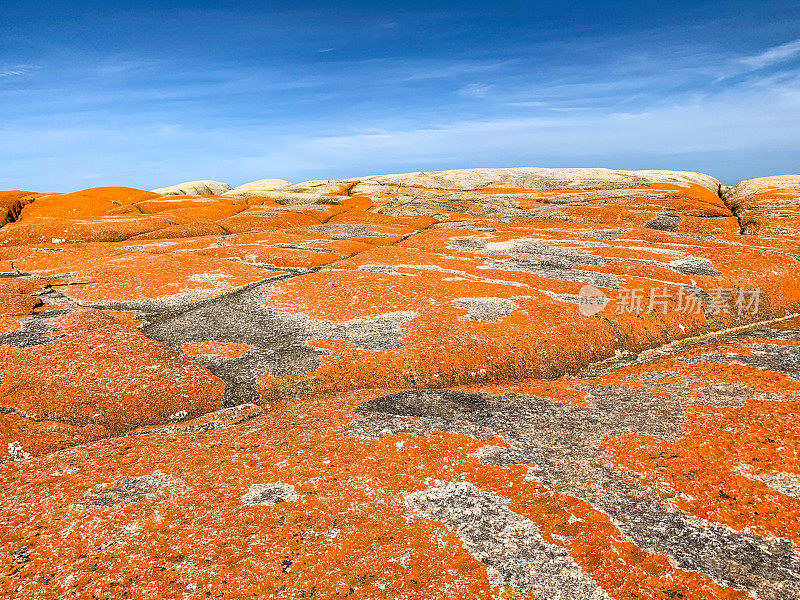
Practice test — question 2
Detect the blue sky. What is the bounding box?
[1,1,799,190]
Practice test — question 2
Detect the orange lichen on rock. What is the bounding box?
[724,175,800,235]
[4,331,793,598]
[603,327,800,545]
[0,307,224,432]
[0,413,109,463]
[0,190,37,226]
[1,169,800,599]
[181,340,251,359]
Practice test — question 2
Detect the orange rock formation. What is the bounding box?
[1,168,799,599]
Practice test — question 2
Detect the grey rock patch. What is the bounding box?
[242,482,298,506]
[34,288,81,307]
[569,228,631,240]
[0,315,65,348]
[646,210,681,232]
[483,256,621,288]
[738,465,800,501]
[405,482,611,599]
[80,472,181,507]
[127,403,264,437]
[738,327,800,342]
[667,257,721,277]
[142,283,417,405]
[433,221,498,231]
[311,224,397,239]
[452,297,519,322]
[450,234,724,287]
[348,367,800,597]
[695,381,782,403]
[450,235,623,287]
[7,441,31,461]
[681,341,800,381]
[169,410,189,421]
[596,476,800,600]
[357,389,492,420]
[26,308,74,319]
[343,413,496,441]
[538,290,592,307]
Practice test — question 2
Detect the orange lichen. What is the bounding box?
[0,319,224,431]
[17,187,158,220]
[0,381,757,599]
[182,341,251,359]
[1,175,800,598]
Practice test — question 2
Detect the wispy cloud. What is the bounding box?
[2,2,799,191]
[459,83,494,98]
[740,38,800,70]
[404,59,517,81]
[222,69,800,183]
[506,101,548,108]
[0,65,34,78]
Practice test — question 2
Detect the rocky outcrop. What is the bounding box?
[1,168,800,599]
[724,175,800,235]
[223,178,298,198]
[0,191,37,227]
[152,180,233,196]
[225,167,722,196]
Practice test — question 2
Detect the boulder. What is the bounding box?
[724,174,800,235]
[152,180,233,196]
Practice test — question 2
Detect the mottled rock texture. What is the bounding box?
[152,180,233,197]
[1,168,800,599]
[724,175,800,235]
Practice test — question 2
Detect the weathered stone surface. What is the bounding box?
[0,191,37,227]
[227,168,722,199]
[1,168,799,599]
[724,175,800,235]
[3,319,800,598]
[151,180,233,196]
[224,178,302,198]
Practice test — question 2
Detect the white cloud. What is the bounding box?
[507,101,548,107]
[230,71,800,182]
[740,38,800,70]
[3,69,799,191]
[404,59,517,81]
[459,83,494,98]
[2,45,799,191]
[0,65,34,78]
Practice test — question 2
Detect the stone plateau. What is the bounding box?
[2,168,800,599]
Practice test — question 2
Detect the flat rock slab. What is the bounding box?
[3,318,800,599]
[1,168,800,599]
